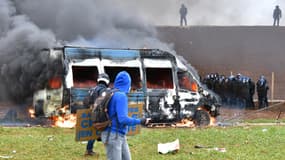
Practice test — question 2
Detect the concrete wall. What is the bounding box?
[157,26,285,99]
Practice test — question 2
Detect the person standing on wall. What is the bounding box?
[101,71,150,160]
[84,73,110,156]
[179,4,188,26]
[273,5,282,26]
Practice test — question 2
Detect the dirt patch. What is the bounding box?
[218,102,285,122]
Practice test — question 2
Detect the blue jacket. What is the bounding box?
[106,71,141,135]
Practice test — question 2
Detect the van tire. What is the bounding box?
[193,110,210,126]
[35,100,44,117]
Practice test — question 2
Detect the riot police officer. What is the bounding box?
[256,75,269,108]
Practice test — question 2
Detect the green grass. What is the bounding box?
[1,126,285,160]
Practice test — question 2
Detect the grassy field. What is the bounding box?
[1,125,285,160]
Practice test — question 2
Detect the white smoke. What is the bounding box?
[116,0,284,26]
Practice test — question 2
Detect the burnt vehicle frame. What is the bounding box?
[33,46,220,126]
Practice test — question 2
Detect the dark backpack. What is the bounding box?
[91,88,117,131]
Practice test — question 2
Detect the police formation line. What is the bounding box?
[203,73,269,109]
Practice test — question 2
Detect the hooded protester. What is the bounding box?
[101,71,149,160]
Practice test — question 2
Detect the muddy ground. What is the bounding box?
[218,102,285,123]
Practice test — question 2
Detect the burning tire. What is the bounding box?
[193,110,210,126]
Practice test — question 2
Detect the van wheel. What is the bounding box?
[193,110,210,127]
[35,100,44,117]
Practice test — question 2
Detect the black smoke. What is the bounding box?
[0,0,57,102]
[0,0,175,103]
[12,0,173,50]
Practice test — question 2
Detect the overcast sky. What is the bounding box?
[121,0,284,26]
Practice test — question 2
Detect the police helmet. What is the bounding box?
[97,73,110,85]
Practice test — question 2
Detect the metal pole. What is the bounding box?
[271,72,274,102]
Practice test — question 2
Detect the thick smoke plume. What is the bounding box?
[0,0,175,102]
[13,0,173,50]
[0,0,57,102]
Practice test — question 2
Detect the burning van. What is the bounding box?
[33,46,220,126]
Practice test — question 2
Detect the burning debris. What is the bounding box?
[28,108,35,118]
[51,114,76,128]
[0,104,76,128]
[149,113,218,128]
[28,105,76,128]
[0,107,53,127]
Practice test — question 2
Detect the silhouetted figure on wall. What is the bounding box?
[179,4,188,26]
[273,5,282,26]
[256,75,269,108]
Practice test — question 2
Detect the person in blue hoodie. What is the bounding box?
[101,71,149,160]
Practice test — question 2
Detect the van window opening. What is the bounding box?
[104,67,141,90]
[146,68,173,89]
[178,71,198,92]
[72,66,98,88]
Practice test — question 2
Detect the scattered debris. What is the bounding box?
[211,147,226,152]
[194,145,226,153]
[81,141,88,144]
[0,155,13,159]
[158,139,180,154]
[262,128,268,132]
[47,135,54,141]
[194,145,212,149]
[223,102,285,122]
[148,123,176,128]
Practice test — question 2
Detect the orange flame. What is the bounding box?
[27,105,76,128]
[175,119,195,127]
[51,105,76,128]
[52,114,76,128]
[175,115,217,127]
[210,116,217,126]
[28,108,35,118]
